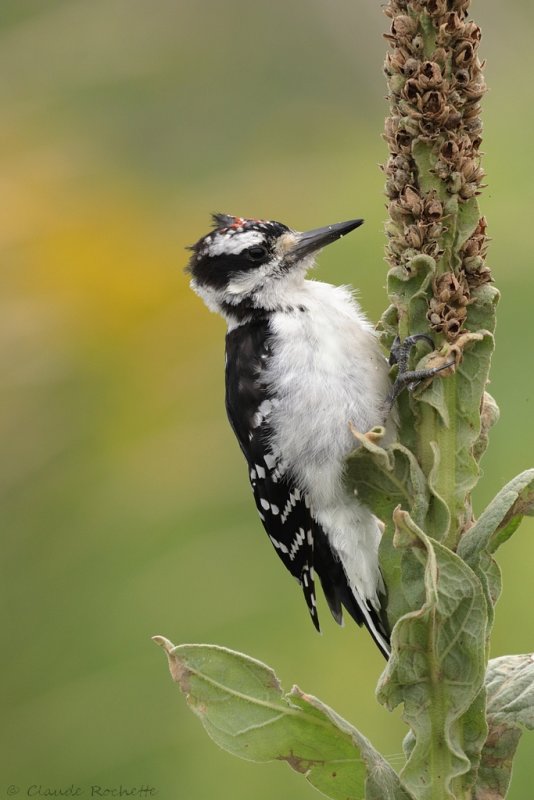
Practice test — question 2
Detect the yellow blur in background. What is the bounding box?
[2,1,533,798]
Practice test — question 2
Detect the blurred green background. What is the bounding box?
[1,1,533,798]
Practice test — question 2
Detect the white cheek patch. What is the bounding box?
[206,230,265,257]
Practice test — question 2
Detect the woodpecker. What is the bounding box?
[187,213,441,658]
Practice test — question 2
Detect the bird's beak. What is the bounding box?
[288,218,364,261]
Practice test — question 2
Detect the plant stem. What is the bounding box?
[382,0,495,547]
[379,2,499,798]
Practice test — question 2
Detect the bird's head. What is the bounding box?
[187,213,363,324]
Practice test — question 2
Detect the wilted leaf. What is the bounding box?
[472,392,500,464]
[153,638,412,800]
[377,510,487,800]
[474,654,534,799]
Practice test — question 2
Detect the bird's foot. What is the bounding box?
[385,334,455,414]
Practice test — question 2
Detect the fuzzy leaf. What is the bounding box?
[345,434,430,629]
[459,469,534,563]
[456,197,482,251]
[486,654,534,728]
[412,141,443,197]
[153,638,412,800]
[417,330,496,545]
[458,469,534,636]
[472,392,500,464]
[474,654,534,800]
[466,284,500,336]
[346,432,429,529]
[386,254,436,342]
[377,510,487,800]
[383,249,497,549]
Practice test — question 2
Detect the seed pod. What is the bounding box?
[391,15,418,38]
[426,0,448,16]
[464,21,481,43]
[383,0,490,293]
[419,60,444,88]
[403,58,420,77]
[455,41,475,66]
[403,78,421,101]
[410,34,425,54]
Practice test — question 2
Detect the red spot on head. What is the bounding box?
[219,216,266,233]
[229,217,247,229]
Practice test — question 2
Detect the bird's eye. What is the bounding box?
[247,245,268,261]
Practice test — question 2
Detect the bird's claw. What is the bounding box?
[385,334,454,414]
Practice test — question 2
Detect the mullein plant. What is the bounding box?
[154,2,534,798]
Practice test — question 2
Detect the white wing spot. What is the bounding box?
[255,464,266,479]
[260,498,270,510]
[269,535,288,554]
[281,497,293,524]
[289,528,307,561]
[271,504,279,515]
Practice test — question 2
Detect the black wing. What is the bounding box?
[225,319,390,655]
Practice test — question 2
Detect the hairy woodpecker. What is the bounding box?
[187,213,429,658]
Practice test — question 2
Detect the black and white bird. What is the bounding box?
[187,213,425,658]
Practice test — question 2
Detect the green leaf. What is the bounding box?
[386,253,436,341]
[153,638,413,800]
[289,689,414,800]
[412,141,443,197]
[376,510,487,800]
[456,197,481,252]
[346,432,429,529]
[486,654,534,729]
[472,392,500,464]
[417,330,496,547]
[459,469,534,563]
[345,433,430,629]
[474,654,534,800]
[466,284,500,337]
[458,469,534,637]
[379,522,425,631]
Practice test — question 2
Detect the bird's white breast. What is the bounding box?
[265,280,390,497]
[263,280,393,606]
